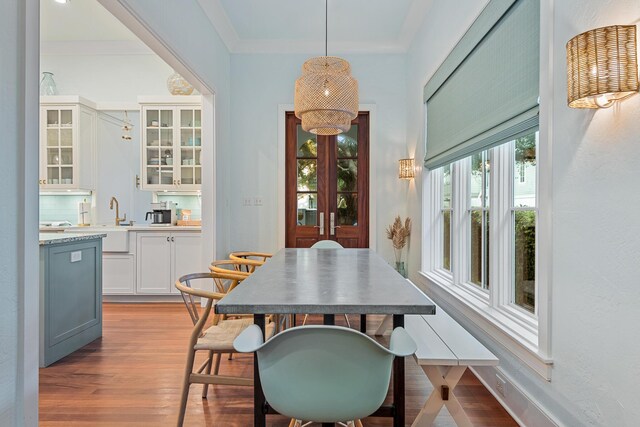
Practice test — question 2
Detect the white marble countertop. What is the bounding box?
[39,232,107,246]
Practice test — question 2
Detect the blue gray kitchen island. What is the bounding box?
[39,233,106,367]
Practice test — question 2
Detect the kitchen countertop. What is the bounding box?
[39,232,107,246]
[38,225,202,233]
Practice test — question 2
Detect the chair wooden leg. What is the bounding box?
[213,353,222,375]
[343,314,351,328]
[355,420,363,427]
[177,347,197,427]
[288,419,297,427]
[302,314,309,325]
[201,351,214,398]
[228,353,233,360]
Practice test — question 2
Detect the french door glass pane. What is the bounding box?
[337,125,358,158]
[194,110,201,127]
[297,159,317,191]
[297,193,317,226]
[297,127,317,157]
[337,159,357,191]
[337,193,357,226]
[514,210,535,313]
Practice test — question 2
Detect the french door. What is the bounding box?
[285,112,369,248]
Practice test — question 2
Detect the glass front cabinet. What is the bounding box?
[39,97,96,190]
[140,97,202,191]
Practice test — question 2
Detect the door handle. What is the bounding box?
[314,212,325,235]
[330,212,341,235]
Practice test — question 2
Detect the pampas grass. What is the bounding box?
[386,216,411,263]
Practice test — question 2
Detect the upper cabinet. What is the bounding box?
[139,97,202,191]
[39,96,96,191]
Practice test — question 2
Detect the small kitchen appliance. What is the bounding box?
[145,201,177,226]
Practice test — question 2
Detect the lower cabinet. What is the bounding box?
[136,232,202,294]
[103,254,135,295]
[40,238,102,367]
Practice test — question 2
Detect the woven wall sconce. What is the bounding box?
[399,158,415,180]
[567,25,639,108]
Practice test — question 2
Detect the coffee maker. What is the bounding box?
[145,201,177,226]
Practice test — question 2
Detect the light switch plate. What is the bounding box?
[70,251,82,263]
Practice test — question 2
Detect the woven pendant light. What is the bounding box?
[294,0,358,135]
[567,25,639,108]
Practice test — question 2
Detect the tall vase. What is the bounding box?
[40,72,58,96]
[395,261,407,278]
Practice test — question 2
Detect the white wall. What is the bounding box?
[1,0,39,425]
[406,0,640,425]
[229,53,407,262]
[108,0,233,260]
[40,54,173,103]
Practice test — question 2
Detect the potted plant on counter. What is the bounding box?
[386,215,411,277]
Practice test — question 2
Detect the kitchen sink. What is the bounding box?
[64,226,129,252]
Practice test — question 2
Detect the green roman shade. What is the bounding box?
[424,0,540,169]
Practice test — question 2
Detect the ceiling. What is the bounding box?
[197,0,435,54]
[40,0,436,54]
[41,0,136,42]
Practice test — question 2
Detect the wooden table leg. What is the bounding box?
[360,314,367,333]
[254,314,266,427]
[393,314,405,427]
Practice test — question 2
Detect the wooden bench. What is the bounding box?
[405,308,499,427]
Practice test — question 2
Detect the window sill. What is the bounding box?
[416,270,553,380]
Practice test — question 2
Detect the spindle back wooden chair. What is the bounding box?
[229,251,273,273]
[175,272,274,427]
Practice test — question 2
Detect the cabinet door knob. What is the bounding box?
[177,180,181,186]
[167,237,170,242]
[171,236,175,242]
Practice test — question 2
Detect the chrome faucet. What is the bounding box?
[109,196,127,226]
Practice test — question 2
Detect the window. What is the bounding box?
[513,133,537,313]
[441,164,452,271]
[424,130,539,347]
[469,151,490,289]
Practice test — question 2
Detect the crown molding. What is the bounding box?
[40,40,153,56]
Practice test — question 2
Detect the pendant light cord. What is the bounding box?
[325,0,328,57]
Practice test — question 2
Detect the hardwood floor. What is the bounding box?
[39,303,517,426]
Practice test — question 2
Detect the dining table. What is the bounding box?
[215,248,437,427]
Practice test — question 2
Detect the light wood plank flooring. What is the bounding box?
[39,303,516,426]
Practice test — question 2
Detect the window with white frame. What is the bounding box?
[426,131,539,322]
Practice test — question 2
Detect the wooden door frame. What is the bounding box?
[277,104,377,250]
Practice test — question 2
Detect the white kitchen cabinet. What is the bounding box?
[103,254,135,295]
[136,232,202,294]
[171,234,203,294]
[139,97,202,192]
[39,96,96,191]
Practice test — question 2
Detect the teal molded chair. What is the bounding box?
[311,240,344,249]
[234,324,417,424]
